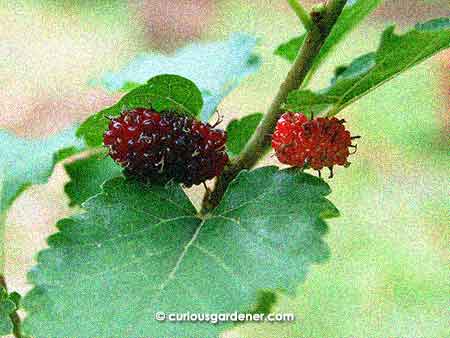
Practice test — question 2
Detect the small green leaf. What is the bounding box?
[145,74,203,114]
[97,33,261,122]
[284,90,338,116]
[77,74,203,147]
[249,290,277,316]
[0,288,17,335]
[9,292,21,308]
[119,81,141,92]
[0,126,84,215]
[226,113,263,157]
[23,167,337,337]
[286,18,450,116]
[275,0,382,67]
[64,153,122,207]
[274,35,306,62]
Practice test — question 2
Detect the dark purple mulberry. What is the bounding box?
[104,108,228,187]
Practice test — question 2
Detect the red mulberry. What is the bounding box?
[104,108,228,187]
[272,112,358,177]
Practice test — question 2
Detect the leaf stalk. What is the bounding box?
[287,0,314,31]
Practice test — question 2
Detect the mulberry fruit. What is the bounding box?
[272,112,359,177]
[104,108,228,187]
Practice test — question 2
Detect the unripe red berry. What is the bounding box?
[272,112,358,176]
[104,108,228,187]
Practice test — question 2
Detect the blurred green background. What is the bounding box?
[1,0,448,337]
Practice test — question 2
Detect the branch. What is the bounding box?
[202,0,348,212]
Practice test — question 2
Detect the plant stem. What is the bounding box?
[286,0,313,31]
[11,311,23,338]
[202,0,348,212]
[0,275,23,338]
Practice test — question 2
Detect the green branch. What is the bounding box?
[202,0,349,212]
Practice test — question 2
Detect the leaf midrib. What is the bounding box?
[160,218,207,288]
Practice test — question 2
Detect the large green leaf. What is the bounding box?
[226,113,263,157]
[274,0,382,65]
[64,154,122,207]
[97,33,261,122]
[0,287,16,335]
[77,74,204,147]
[286,18,450,116]
[23,166,337,337]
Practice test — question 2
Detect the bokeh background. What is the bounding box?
[2,0,449,337]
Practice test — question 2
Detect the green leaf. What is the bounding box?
[274,35,306,62]
[97,33,261,122]
[119,81,141,92]
[274,0,382,66]
[249,290,277,316]
[286,18,450,116]
[0,127,84,215]
[64,154,122,207]
[0,287,17,335]
[23,167,337,337]
[144,75,203,114]
[78,74,204,147]
[313,0,383,71]
[226,113,263,157]
[0,126,83,272]
[8,292,21,308]
[283,90,338,116]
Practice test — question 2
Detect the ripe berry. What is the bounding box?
[272,112,358,177]
[103,108,228,187]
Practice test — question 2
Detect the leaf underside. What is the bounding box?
[97,33,261,122]
[23,167,338,338]
[285,18,450,116]
[0,126,84,215]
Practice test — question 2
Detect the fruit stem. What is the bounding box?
[202,0,348,212]
[286,0,313,31]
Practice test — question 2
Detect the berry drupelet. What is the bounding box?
[272,112,359,177]
[104,108,228,187]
